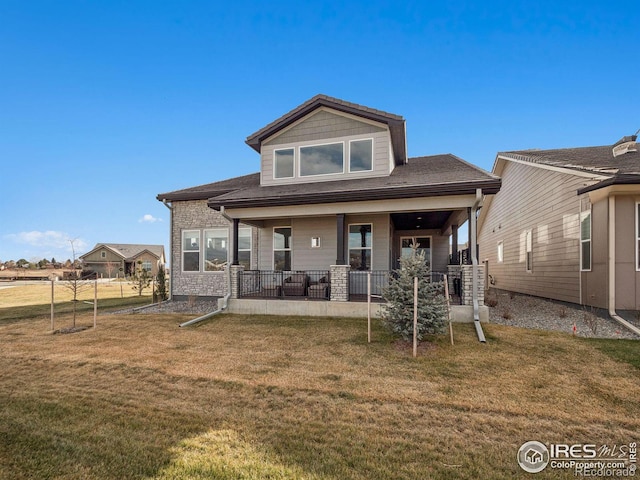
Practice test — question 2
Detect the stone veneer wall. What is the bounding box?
[330,265,350,301]
[171,200,231,299]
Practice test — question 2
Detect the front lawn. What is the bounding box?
[0,313,638,479]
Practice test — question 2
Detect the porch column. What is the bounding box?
[336,214,346,265]
[231,218,239,266]
[466,208,472,265]
[451,224,459,265]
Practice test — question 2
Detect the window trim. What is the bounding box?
[580,210,592,272]
[273,226,292,271]
[182,229,201,273]
[348,138,374,173]
[273,147,295,179]
[348,223,373,271]
[525,229,533,273]
[497,240,504,264]
[636,202,640,272]
[299,141,345,178]
[238,226,252,269]
[400,236,433,269]
[204,228,229,272]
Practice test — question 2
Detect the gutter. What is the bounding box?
[607,196,640,337]
[161,199,173,301]
[471,188,486,343]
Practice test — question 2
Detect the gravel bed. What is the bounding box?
[111,296,640,340]
[487,292,640,340]
[108,300,221,316]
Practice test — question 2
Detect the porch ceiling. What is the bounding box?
[391,211,453,230]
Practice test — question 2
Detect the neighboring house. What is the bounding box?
[478,135,640,312]
[157,94,501,321]
[80,243,166,278]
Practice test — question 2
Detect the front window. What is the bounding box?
[274,227,292,270]
[401,237,432,269]
[238,227,252,269]
[182,230,200,272]
[204,228,228,271]
[349,139,373,172]
[580,211,591,271]
[142,261,153,272]
[300,142,344,176]
[274,148,294,179]
[349,224,372,270]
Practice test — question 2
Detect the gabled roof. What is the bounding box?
[498,137,640,195]
[498,141,640,176]
[245,94,408,166]
[208,155,501,210]
[156,173,261,202]
[80,243,165,261]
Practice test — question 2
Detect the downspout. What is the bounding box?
[179,207,233,328]
[471,188,486,343]
[607,196,640,336]
[161,199,173,301]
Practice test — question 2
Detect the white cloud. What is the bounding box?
[139,214,162,223]
[4,231,88,252]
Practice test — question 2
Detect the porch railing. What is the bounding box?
[237,270,330,300]
[349,270,463,305]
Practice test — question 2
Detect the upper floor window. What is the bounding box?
[300,142,344,176]
[274,148,294,179]
[349,139,373,172]
[101,251,106,259]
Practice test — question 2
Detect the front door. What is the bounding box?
[400,236,432,270]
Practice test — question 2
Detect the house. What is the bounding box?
[80,243,166,278]
[478,135,640,317]
[157,95,501,324]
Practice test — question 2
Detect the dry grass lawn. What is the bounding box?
[0,309,638,479]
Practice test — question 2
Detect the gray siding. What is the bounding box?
[256,214,391,271]
[261,109,392,186]
[392,229,450,272]
[478,160,585,304]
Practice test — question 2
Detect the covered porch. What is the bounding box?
[222,194,486,317]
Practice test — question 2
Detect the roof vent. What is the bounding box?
[612,134,638,157]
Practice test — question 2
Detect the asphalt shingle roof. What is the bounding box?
[207,154,500,209]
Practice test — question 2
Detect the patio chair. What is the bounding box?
[282,273,308,296]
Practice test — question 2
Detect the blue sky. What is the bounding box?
[1,0,638,263]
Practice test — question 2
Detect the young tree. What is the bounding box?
[155,264,168,301]
[132,260,152,296]
[105,261,117,280]
[61,239,91,328]
[381,244,447,341]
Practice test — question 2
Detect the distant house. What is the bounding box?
[80,244,166,278]
[157,94,501,322]
[478,135,640,312]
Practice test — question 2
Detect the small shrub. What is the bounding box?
[486,297,498,308]
[188,295,197,308]
[501,308,512,320]
[583,311,598,335]
[559,306,568,318]
[381,245,447,341]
